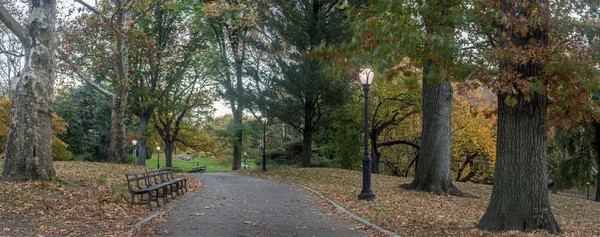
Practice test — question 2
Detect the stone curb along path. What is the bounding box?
[285,182,401,237]
[127,174,399,237]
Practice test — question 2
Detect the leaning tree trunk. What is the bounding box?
[593,120,600,202]
[476,93,561,233]
[2,0,57,181]
[301,99,314,167]
[402,60,465,196]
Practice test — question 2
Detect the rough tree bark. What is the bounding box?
[164,141,173,168]
[229,23,246,171]
[301,99,314,167]
[0,0,57,180]
[371,139,381,174]
[593,120,600,202]
[231,102,243,170]
[476,93,560,233]
[477,1,560,232]
[108,83,127,163]
[137,115,150,165]
[400,0,468,196]
[402,61,466,196]
[107,8,129,163]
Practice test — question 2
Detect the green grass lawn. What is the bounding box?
[144,154,232,172]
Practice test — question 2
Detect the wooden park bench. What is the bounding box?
[190,165,207,173]
[125,168,187,210]
[171,166,183,173]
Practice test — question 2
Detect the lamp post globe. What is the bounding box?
[156,146,161,169]
[358,68,376,201]
[261,117,268,172]
[132,140,137,158]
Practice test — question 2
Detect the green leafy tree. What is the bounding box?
[54,87,112,161]
[128,0,207,165]
[203,0,256,170]
[472,0,600,233]
[256,0,353,167]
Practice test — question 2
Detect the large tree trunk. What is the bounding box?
[231,106,242,170]
[108,84,127,163]
[477,0,560,232]
[231,51,244,170]
[477,93,560,233]
[593,120,600,202]
[108,9,129,164]
[370,134,381,174]
[164,141,173,168]
[301,100,314,167]
[137,115,150,165]
[402,61,465,196]
[2,0,57,181]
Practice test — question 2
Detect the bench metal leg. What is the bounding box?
[146,193,153,211]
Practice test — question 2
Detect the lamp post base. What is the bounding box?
[358,190,376,201]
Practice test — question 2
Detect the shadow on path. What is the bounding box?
[155,173,368,237]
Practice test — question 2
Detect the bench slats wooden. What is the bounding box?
[125,168,188,210]
[190,165,207,173]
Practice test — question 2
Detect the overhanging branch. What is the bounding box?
[57,48,114,99]
[378,140,420,150]
[74,0,102,15]
[0,4,29,47]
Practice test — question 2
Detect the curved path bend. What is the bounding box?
[155,173,368,237]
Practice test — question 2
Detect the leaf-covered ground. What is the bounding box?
[0,161,201,236]
[240,168,600,237]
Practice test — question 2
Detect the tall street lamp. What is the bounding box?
[132,139,138,158]
[156,146,161,169]
[358,68,376,201]
[261,117,268,172]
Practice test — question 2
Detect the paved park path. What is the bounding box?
[155,173,368,237]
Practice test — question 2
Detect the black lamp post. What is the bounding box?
[132,139,138,158]
[157,146,161,169]
[587,181,591,200]
[261,117,268,172]
[358,68,376,201]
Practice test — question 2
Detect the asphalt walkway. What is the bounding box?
[155,173,368,237]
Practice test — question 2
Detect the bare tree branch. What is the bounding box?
[378,140,420,150]
[74,0,102,15]
[0,50,23,57]
[56,48,115,99]
[0,4,29,47]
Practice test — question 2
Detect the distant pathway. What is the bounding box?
[155,173,368,237]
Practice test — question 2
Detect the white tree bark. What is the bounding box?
[0,0,57,180]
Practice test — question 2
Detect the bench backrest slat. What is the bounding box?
[126,171,149,191]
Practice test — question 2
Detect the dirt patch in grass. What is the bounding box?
[240,168,600,237]
[0,161,201,236]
